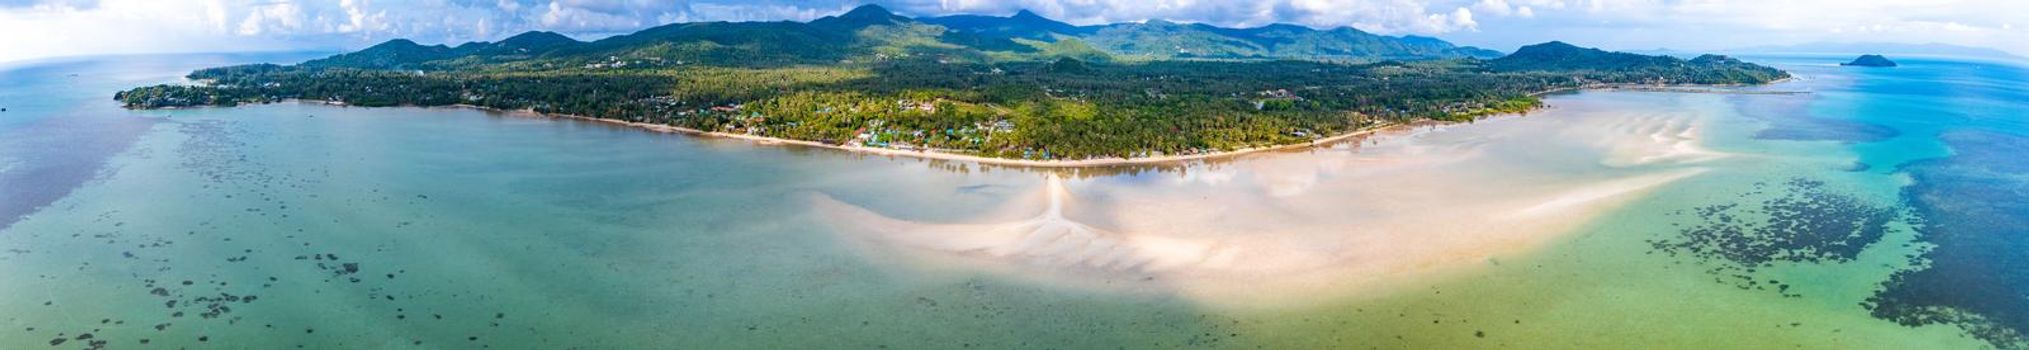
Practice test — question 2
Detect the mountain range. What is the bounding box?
[302,5,1502,70]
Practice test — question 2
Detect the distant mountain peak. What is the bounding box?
[1526,41,1581,50]
[1255,23,1307,31]
[305,38,456,70]
[842,4,893,17]
[1324,27,1372,36]
[499,31,577,46]
[814,4,909,28]
[481,31,580,55]
[919,7,1088,42]
[374,39,423,48]
[1504,41,1610,58]
[504,31,568,41]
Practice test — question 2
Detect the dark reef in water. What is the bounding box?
[1868,131,2029,349]
[7,119,522,348]
[1650,178,1896,296]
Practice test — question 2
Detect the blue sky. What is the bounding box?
[3,0,2024,63]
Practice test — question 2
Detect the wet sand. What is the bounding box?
[813,95,1732,306]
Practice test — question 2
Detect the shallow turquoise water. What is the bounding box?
[1,53,2026,349]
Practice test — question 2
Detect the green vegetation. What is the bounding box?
[1489,42,1791,84]
[115,5,1789,161]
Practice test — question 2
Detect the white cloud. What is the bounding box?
[1446,7,1476,30]
[0,0,276,63]
[235,1,304,35]
[335,0,387,33]
[1473,0,1510,16]
[1472,0,1534,18]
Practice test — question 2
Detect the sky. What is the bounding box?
[2,0,2025,63]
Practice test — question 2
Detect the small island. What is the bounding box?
[1842,54,1899,67]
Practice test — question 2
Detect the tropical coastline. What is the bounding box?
[480,102,1412,168]
[261,98,1418,168]
[116,10,1790,163]
[1527,77,1800,97]
[283,78,1780,169]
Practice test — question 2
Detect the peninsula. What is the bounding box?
[115,5,1789,163]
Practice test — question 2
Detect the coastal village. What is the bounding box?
[609,89,1352,161]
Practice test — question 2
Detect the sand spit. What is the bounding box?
[814,97,1732,307]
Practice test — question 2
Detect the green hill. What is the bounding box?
[299,39,460,70]
[1491,41,1789,84]
[918,10,1092,40]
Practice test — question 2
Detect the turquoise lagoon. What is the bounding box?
[0,53,2025,348]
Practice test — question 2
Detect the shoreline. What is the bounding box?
[1528,77,1801,97]
[548,111,1405,169]
[269,79,1786,168]
[307,99,1416,169]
